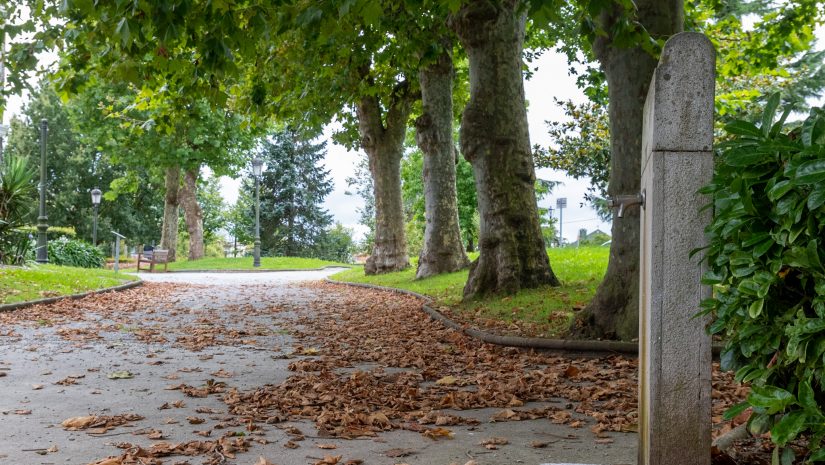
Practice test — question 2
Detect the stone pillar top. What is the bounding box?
[642,32,716,166]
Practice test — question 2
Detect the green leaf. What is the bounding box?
[808,448,825,462]
[808,184,825,210]
[749,411,775,435]
[761,93,781,137]
[723,401,750,421]
[808,240,824,272]
[780,446,795,465]
[749,299,765,318]
[724,146,774,167]
[770,106,794,138]
[795,159,825,184]
[767,180,794,202]
[749,385,795,414]
[797,380,817,412]
[115,18,131,46]
[360,1,382,26]
[725,120,762,138]
[701,270,725,285]
[801,112,825,147]
[771,411,806,446]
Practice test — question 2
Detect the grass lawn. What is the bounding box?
[0,264,138,305]
[166,256,353,271]
[330,247,609,337]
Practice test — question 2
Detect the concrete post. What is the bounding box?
[638,32,715,465]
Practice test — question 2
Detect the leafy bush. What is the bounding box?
[701,94,825,460]
[46,237,105,268]
[0,156,36,265]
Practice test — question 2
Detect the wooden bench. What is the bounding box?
[137,247,170,272]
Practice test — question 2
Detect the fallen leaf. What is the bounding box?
[313,455,341,465]
[383,448,415,458]
[284,441,299,449]
[31,384,44,390]
[255,457,276,465]
[13,409,32,415]
[187,417,205,424]
[317,444,337,449]
[435,375,457,386]
[107,370,133,380]
[422,427,453,440]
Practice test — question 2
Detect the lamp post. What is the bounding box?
[252,157,263,268]
[36,119,49,263]
[0,123,8,165]
[556,197,567,248]
[91,188,102,245]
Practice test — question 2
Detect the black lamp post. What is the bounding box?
[252,157,264,268]
[36,119,49,263]
[91,188,102,245]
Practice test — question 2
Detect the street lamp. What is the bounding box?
[36,119,49,263]
[556,197,567,247]
[252,157,264,268]
[91,188,102,245]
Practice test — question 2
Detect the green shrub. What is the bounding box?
[701,94,825,460]
[0,156,36,265]
[46,237,105,268]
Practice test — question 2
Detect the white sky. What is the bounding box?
[5,26,824,243]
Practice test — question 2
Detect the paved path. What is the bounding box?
[0,270,636,465]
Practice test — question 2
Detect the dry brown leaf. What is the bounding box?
[313,455,341,465]
[383,448,415,457]
[479,437,508,446]
[317,444,337,449]
[62,415,97,429]
[422,427,453,440]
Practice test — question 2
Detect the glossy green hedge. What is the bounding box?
[700,94,825,461]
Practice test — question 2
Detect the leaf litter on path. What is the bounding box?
[2,279,749,464]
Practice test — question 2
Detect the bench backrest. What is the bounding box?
[153,249,170,262]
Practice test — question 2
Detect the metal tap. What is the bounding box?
[607,191,646,218]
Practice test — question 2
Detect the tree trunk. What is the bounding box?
[452,0,560,299]
[415,46,470,279]
[571,1,683,340]
[159,166,180,261]
[179,167,205,261]
[358,94,412,275]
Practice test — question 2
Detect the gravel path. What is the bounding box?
[0,270,636,465]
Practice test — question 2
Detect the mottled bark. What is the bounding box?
[452,0,560,299]
[159,166,180,262]
[357,93,412,275]
[571,0,683,340]
[415,47,470,279]
[179,167,204,261]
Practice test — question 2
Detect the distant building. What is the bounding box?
[574,228,611,246]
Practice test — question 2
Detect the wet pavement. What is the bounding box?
[0,270,636,465]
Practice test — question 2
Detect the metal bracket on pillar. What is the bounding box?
[607,190,646,218]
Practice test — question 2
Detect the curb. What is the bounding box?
[0,279,144,313]
[324,278,639,354]
[158,265,355,274]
